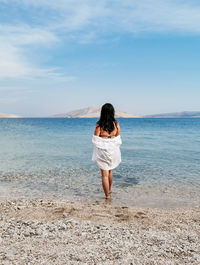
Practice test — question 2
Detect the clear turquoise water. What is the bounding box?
[0,118,199,208]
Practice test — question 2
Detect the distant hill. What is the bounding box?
[52,108,200,118]
[144,111,200,118]
[0,113,21,118]
[52,106,142,118]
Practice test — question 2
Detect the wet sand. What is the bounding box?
[0,199,200,264]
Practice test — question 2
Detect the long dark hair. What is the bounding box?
[97,103,116,134]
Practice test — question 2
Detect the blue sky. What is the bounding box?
[0,0,200,116]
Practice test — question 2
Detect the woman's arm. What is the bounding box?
[94,123,100,136]
[115,121,120,136]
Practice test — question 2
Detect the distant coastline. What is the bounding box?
[1,109,200,118]
[144,111,200,118]
[0,113,21,118]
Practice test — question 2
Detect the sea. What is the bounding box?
[0,118,199,208]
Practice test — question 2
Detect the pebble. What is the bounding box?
[0,200,199,265]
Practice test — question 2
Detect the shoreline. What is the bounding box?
[0,182,199,210]
[0,199,199,264]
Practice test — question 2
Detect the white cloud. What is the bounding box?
[0,43,30,78]
[116,0,200,34]
[0,25,58,46]
[5,0,200,34]
[0,42,74,81]
[25,67,76,82]
[1,0,200,81]
[0,25,75,81]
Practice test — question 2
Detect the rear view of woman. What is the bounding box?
[92,103,122,199]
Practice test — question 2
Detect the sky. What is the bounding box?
[0,0,200,117]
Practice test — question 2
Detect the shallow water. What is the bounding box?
[0,118,199,208]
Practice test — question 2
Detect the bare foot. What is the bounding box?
[104,197,112,204]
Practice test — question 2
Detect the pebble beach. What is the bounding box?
[0,199,199,265]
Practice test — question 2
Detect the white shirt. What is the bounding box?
[92,135,122,170]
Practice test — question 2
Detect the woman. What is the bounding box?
[92,103,122,199]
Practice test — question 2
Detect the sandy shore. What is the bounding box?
[0,199,199,264]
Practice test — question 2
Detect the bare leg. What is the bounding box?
[100,169,110,199]
[108,170,113,193]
